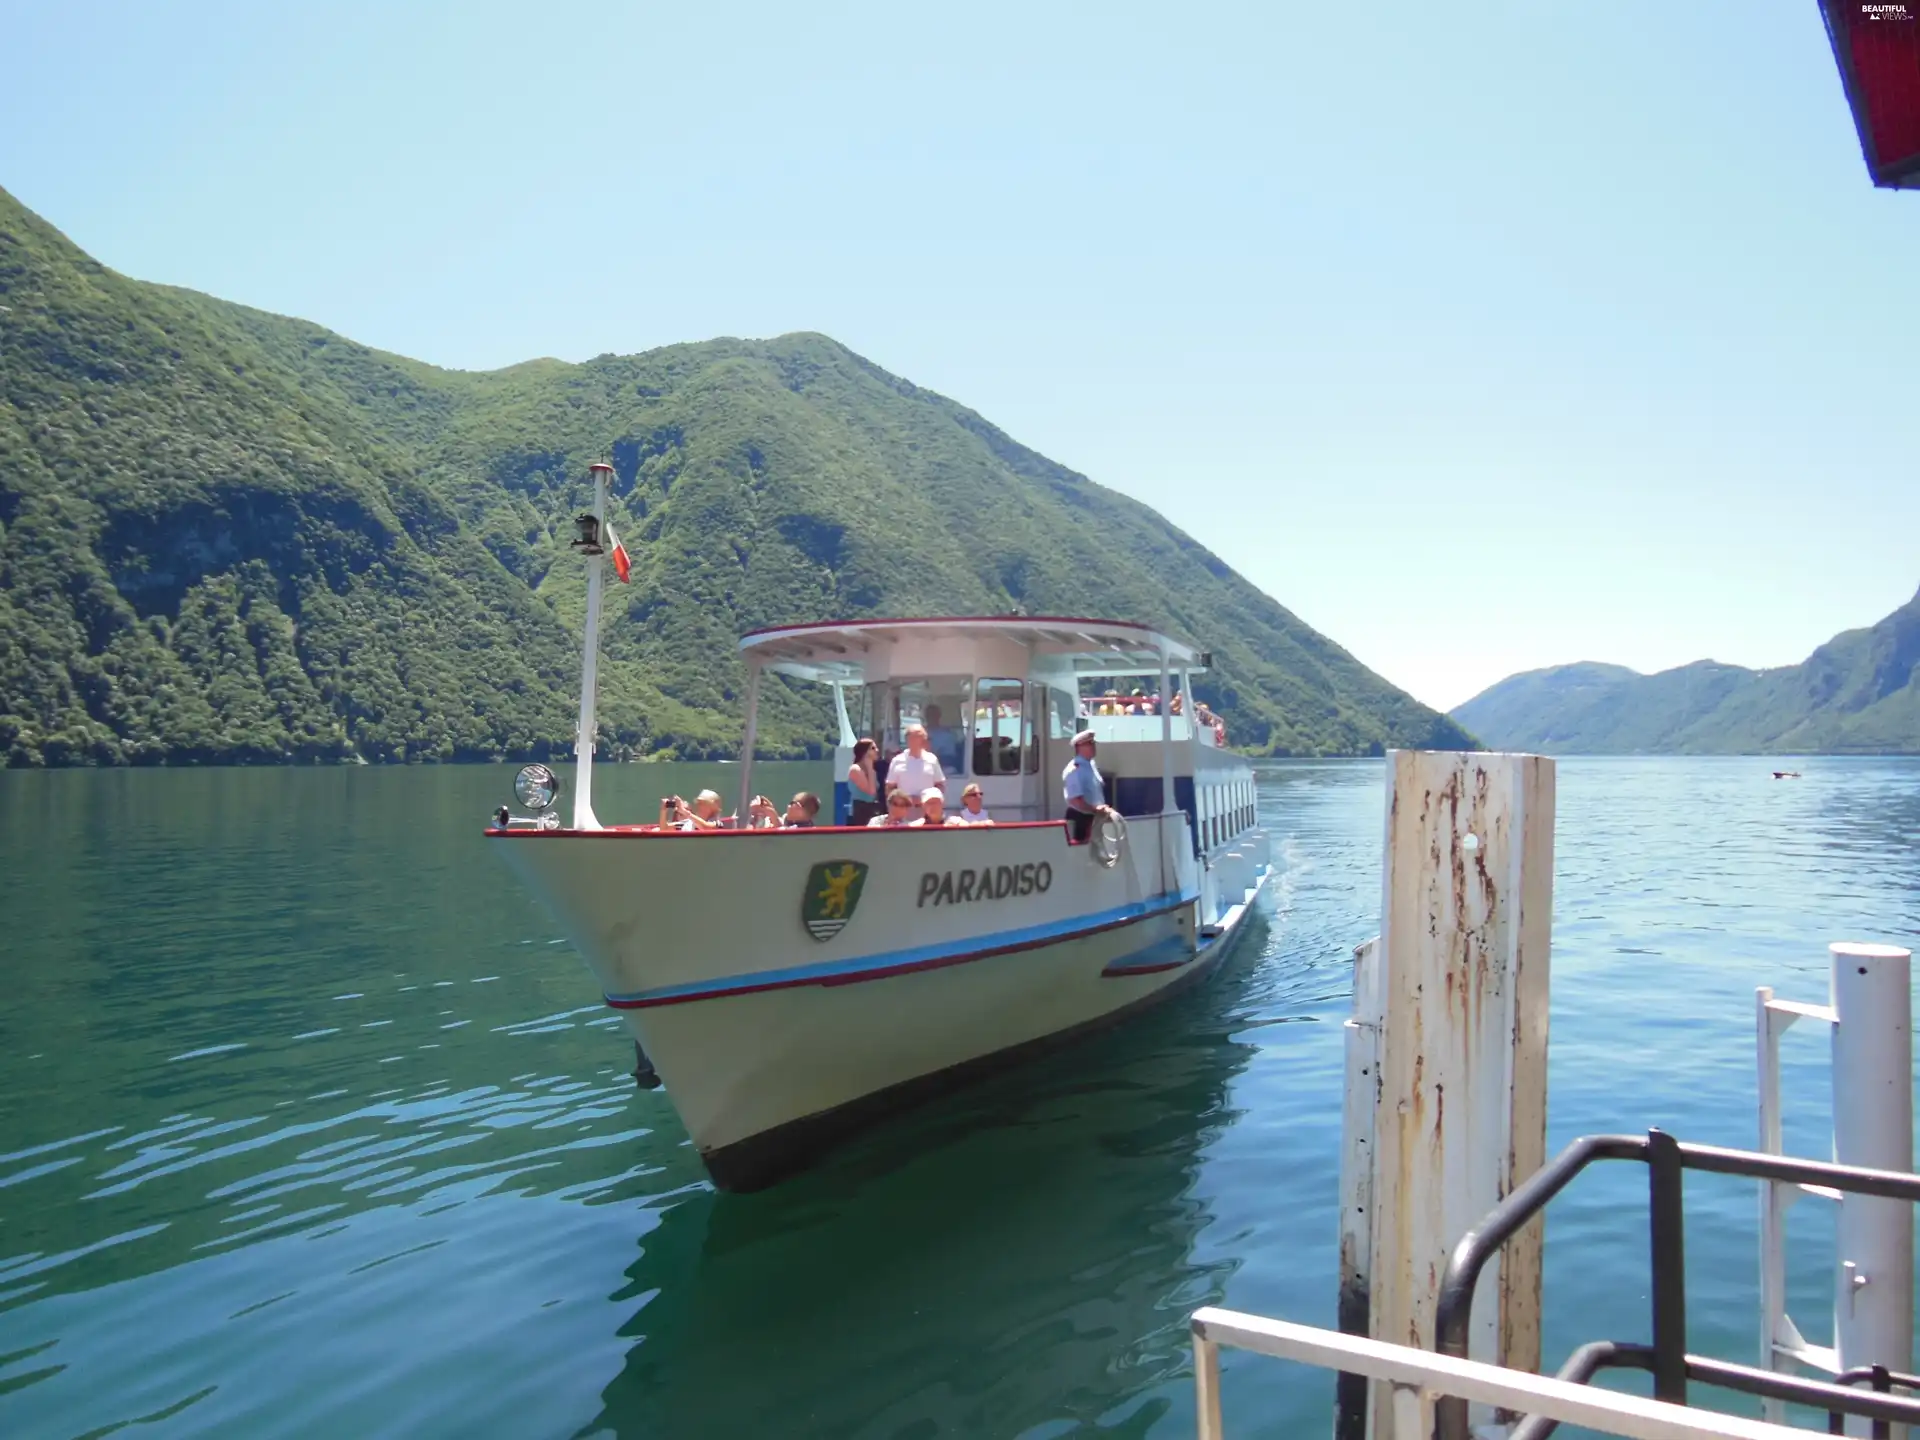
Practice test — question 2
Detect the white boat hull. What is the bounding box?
[493,814,1270,1189]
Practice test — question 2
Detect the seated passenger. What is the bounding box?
[746,794,780,829]
[909,790,951,827]
[867,791,915,827]
[781,792,820,828]
[953,783,994,826]
[885,723,947,818]
[671,790,730,831]
[1170,691,1184,717]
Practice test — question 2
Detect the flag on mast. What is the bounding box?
[604,521,632,584]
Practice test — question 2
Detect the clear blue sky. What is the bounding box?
[4,1,1914,710]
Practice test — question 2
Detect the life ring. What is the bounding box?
[1092,813,1127,869]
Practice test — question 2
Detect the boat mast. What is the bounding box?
[736,659,763,823]
[572,461,613,832]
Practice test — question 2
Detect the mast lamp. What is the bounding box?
[1819,1,1920,189]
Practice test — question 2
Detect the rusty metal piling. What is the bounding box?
[1336,750,1557,1440]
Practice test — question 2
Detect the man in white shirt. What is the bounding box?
[885,723,947,819]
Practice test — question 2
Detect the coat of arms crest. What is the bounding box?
[802,860,869,942]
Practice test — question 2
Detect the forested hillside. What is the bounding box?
[0,186,1473,765]
[1451,589,1920,753]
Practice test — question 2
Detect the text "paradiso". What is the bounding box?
[918,862,1053,907]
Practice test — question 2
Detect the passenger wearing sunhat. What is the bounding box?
[1062,729,1114,844]
[909,789,951,827]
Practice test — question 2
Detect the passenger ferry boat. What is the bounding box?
[488,464,1271,1191]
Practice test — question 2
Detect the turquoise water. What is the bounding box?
[0,757,1915,1438]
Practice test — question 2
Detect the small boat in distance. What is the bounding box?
[1772,770,1802,780]
[487,463,1272,1191]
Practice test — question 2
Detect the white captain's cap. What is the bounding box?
[1072,729,1097,746]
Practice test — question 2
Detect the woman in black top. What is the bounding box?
[847,737,882,825]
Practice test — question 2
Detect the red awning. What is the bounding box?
[1821,1,1920,188]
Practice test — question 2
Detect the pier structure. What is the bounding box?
[1192,749,1920,1440]
[1759,943,1915,1432]
[1336,750,1556,1440]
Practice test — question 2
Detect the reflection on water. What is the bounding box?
[602,964,1261,1440]
[0,758,1915,1437]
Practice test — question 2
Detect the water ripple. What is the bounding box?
[0,759,1914,1437]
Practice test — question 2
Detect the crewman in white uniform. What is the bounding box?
[1061,729,1114,844]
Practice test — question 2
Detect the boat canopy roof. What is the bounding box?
[738,616,1206,686]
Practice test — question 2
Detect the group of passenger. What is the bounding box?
[1088,689,1162,716]
[847,724,995,827]
[864,785,994,828]
[851,722,1118,843]
[654,715,1131,837]
[1082,690,1226,742]
[658,790,821,831]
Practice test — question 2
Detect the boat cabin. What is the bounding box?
[738,616,1255,847]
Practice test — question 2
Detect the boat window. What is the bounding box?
[1048,687,1077,741]
[971,679,1031,776]
[840,684,873,746]
[869,677,972,775]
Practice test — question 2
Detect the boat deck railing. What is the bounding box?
[1195,1128,1920,1440]
[1192,1308,1808,1440]
[1077,712,1222,746]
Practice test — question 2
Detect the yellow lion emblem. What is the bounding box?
[802,859,869,941]
[816,863,862,917]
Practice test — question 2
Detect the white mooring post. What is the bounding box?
[1833,943,1914,1435]
[1339,750,1557,1440]
[1756,941,1914,1434]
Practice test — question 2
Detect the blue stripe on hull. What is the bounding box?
[605,887,1199,1009]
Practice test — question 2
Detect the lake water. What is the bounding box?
[1,757,1915,1438]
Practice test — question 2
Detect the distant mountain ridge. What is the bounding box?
[1451,589,1920,754]
[0,185,1473,766]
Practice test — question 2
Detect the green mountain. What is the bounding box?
[1451,589,1920,753]
[0,186,1472,767]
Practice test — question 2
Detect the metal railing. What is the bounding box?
[1825,1368,1920,1439]
[1431,1130,1920,1440]
[1191,1308,1811,1440]
[1195,1128,1920,1440]
[1757,944,1914,1423]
